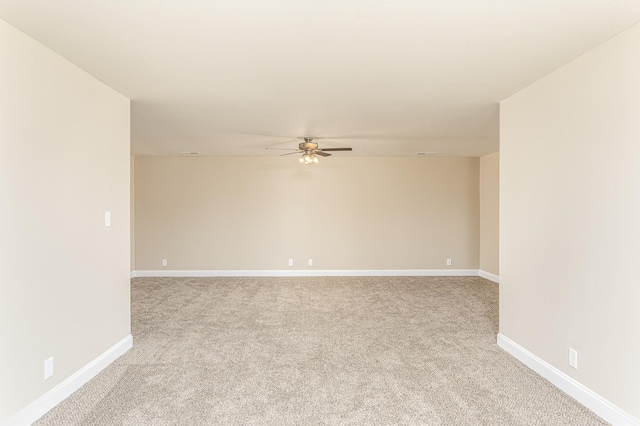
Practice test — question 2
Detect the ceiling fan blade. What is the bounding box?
[266,147,299,151]
[279,151,303,156]
[319,147,352,152]
[314,151,332,157]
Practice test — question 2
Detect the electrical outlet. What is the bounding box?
[44,357,53,380]
[161,259,167,267]
[288,259,294,267]
[446,258,452,266]
[104,211,111,227]
[569,348,578,369]
[308,259,313,266]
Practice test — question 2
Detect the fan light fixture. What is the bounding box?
[299,153,319,165]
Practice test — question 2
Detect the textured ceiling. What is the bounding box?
[2,0,639,157]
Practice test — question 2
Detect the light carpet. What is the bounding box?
[35,276,608,425]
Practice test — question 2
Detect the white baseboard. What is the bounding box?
[497,333,639,426]
[478,270,499,283]
[5,335,133,426]
[130,270,137,278]
[132,269,481,278]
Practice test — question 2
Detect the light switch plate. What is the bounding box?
[44,357,53,380]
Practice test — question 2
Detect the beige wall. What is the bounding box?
[479,152,499,276]
[134,156,479,271]
[500,22,640,419]
[131,156,136,271]
[0,20,130,422]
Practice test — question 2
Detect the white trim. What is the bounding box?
[130,270,137,279]
[132,269,480,278]
[478,270,499,283]
[497,333,639,426]
[5,335,133,426]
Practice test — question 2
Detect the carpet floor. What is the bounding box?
[35,276,608,425]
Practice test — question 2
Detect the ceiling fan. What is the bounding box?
[266,137,352,165]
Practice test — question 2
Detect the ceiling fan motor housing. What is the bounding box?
[299,141,318,151]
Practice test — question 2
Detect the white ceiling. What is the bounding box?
[2,1,640,157]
